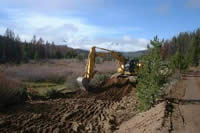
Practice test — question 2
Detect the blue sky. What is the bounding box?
[0,0,200,51]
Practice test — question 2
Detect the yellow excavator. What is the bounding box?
[77,46,141,91]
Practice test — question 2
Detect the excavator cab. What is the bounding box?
[124,59,140,74]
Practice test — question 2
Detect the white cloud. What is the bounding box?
[0,11,148,52]
[69,35,149,52]
[185,0,200,8]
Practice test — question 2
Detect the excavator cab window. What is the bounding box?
[124,59,139,73]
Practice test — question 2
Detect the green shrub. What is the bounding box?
[96,57,104,64]
[0,72,28,106]
[89,73,111,87]
[46,88,59,99]
[65,77,79,90]
[76,55,85,62]
[18,87,28,100]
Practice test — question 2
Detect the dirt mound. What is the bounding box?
[0,77,137,133]
[95,84,133,101]
[102,77,130,88]
[75,77,135,101]
[93,77,135,101]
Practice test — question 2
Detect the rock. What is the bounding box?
[72,122,80,132]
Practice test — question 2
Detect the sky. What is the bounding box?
[0,0,200,51]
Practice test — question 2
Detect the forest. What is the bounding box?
[0,29,79,63]
[0,28,200,65]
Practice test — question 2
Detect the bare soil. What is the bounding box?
[116,102,168,133]
[0,77,138,133]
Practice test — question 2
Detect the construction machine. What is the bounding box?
[77,46,141,91]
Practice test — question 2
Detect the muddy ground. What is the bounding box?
[0,77,138,133]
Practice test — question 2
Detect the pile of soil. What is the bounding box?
[75,77,135,101]
[95,77,133,101]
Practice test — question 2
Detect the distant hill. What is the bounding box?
[75,48,89,54]
[121,50,147,58]
[74,49,89,58]
[76,48,147,59]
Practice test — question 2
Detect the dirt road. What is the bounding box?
[171,68,200,133]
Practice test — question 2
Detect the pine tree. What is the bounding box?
[31,35,37,44]
[34,51,40,60]
[190,36,200,66]
[137,36,166,111]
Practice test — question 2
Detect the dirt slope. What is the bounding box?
[116,102,168,133]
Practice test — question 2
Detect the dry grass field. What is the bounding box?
[0,59,118,96]
[0,59,117,81]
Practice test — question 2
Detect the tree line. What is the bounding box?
[161,28,200,67]
[0,28,200,65]
[0,28,79,63]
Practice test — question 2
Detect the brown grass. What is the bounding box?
[0,71,21,89]
[0,71,27,106]
[0,59,118,83]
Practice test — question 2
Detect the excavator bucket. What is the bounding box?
[76,77,89,91]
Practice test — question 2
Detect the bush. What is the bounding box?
[0,72,27,106]
[46,88,59,99]
[65,76,79,90]
[89,73,111,87]
[96,57,104,64]
[137,37,167,111]
[76,55,85,62]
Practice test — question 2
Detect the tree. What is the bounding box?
[15,35,21,42]
[189,36,200,66]
[137,36,166,111]
[31,35,37,44]
[37,37,44,45]
[4,28,15,40]
[34,51,40,60]
[169,49,189,72]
